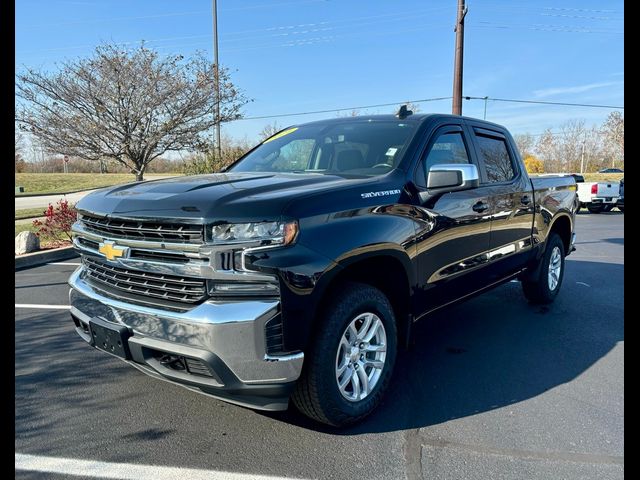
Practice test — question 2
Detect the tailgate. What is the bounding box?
[594,182,619,197]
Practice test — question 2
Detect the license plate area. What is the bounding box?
[89,317,132,359]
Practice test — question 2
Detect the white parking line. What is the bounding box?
[15,304,71,310]
[15,453,303,480]
[47,262,81,266]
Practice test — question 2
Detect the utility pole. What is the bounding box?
[212,0,222,163]
[452,0,468,115]
[483,96,488,120]
[580,136,586,174]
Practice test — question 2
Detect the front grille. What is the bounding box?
[83,257,207,305]
[129,250,191,264]
[80,214,204,244]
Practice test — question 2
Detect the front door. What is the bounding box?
[411,123,494,317]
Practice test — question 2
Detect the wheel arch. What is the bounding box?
[548,213,572,254]
[311,249,414,349]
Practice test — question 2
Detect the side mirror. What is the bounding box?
[419,163,480,204]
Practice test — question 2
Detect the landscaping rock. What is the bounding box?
[15,231,40,255]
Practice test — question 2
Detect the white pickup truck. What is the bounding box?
[536,174,619,213]
[576,177,620,213]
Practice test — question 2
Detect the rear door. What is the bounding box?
[466,122,535,280]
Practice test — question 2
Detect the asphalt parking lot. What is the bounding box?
[15,212,624,480]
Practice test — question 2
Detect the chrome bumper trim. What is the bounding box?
[68,267,304,385]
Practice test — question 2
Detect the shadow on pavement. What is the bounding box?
[266,260,623,434]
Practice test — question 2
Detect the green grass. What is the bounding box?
[15,173,180,196]
[15,207,49,220]
[582,173,624,183]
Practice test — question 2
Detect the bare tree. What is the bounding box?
[15,130,26,173]
[16,43,250,181]
[513,133,535,158]
[336,109,361,118]
[535,121,607,173]
[183,133,254,175]
[259,121,282,140]
[535,129,559,172]
[401,102,421,114]
[601,111,624,168]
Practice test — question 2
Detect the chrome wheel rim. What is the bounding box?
[548,246,562,291]
[335,312,387,402]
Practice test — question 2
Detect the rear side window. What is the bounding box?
[475,134,515,183]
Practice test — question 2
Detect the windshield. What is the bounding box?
[229,121,416,177]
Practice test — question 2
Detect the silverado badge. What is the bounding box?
[98,240,129,261]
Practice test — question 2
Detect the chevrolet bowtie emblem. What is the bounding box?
[98,241,129,261]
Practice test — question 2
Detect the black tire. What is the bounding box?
[602,205,613,212]
[291,282,397,427]
[617,206,624,213]
[522,233,566,304]
[587,205,604,213]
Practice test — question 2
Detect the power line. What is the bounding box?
[235,97,453,121]
[464,96,624,109]
[470,22,623,34]
[16,8,451,58]
[231,95,622,122]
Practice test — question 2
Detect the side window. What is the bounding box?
[474,134,515,183]
[270,139,315,171]
[423,132,470,179]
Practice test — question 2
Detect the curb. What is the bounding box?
[15,246,78,270]
[15,188,95,198]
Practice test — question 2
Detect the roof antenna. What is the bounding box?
[396,104,413,119]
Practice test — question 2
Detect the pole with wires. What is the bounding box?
[212,0,222,164]
[452,0,467,115]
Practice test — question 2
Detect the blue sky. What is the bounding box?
[15,0,624,143]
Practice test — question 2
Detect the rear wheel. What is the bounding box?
[602,205,613,212]
[522,233,565,304]
[587,204,604,213]
[618,205,624,213]
[292,282,397,427]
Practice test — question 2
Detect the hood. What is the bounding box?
[76,172,386,223]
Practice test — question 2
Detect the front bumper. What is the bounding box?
[68,267,304,411]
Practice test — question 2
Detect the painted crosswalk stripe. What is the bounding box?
[15,453,303,480]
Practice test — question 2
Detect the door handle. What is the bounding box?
[520,195,531,205]
[472,201,489,213]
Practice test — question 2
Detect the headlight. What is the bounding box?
[210,220,298,245]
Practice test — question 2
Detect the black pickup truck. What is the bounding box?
[69,112,577,426]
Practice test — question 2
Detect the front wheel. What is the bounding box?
[522,233,566,304]
[291,282,397,427]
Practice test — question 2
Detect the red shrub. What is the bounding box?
[32,200,77,243]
